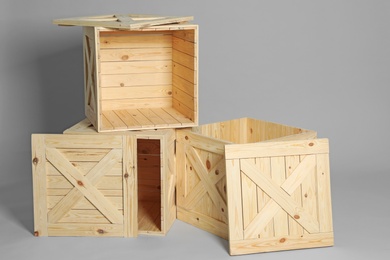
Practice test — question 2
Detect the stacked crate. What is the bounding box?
[31,14,333,256]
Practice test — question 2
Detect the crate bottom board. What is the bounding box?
[101,107,194,132]
[138,201,161,233]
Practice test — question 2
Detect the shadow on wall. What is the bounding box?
[35,44,85,133]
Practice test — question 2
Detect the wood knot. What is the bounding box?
[304,193,308,198]
[185,136,189,140]
[167,91,172,95]
[250,128,253,134]
[189,166,193,171]
[97,229,105,234]
[120,83,125,87]
[221,208,224,212]
[121,55,129,61]
[224,185,226,193]
[124,173,129,179]
[196,217,200,221]
[279,238,286,243]
[294,215,300,220]
[215,169,219,175]
[34,231,39,237]
[32,157,39,165]
[206,160,211,170]
[157,185,161,190]
[77,180,84,186]
[308,142,314,147]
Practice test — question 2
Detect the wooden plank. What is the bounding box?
[240,159,320,234]
[126,109,154,127]
[301,155,318,234]
[271,156,289,237]
[123,136,137,237]
[46,148,124,224]
[150,108,181,126]
[172,98,195,122]
[47,196,123,210]
[100,34,172,49]
[173,74,195,97]
[177,207,228,240]
[172,49,196,70]
[55,148,113,162]
[163,107,194,125]
[31,134,48,236]
[58,210,111,224]
[255,157,274,238]
[138,201,161,233]
[47,189,123,197]
[229,232,334,255]
[48,224,124,237]
[173,62,195,84]
[172,36,195,56]
[101,114,114,131]
[100,48,171,62]
[101,73,172,88]
[176,130,228,155]
[175,139,186,206]
[264,130,317,142]
[101,85,172,100]
[47,175,122,190]
[45,135,122,149]
[172,29,196,43]
[316,154,333,233]
[285,155,304,236]
[101,60,172,75]
[241,170,258,231]
[139,108,167,126]
[101,97,172,111]
[173,87,195,111]
[226,159,244,241]
[225,139,329,160]
[102,111,128,130]
[114,110,140,128]
[47,162,122,176]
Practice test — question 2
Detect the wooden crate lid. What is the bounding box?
[53,14,193,30]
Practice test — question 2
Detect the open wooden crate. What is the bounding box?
[54,15,198,132]
[32,119,176,237]
[176,118,333,255]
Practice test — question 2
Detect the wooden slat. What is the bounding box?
[173,87,195,111]
[102,111,127,130]
[172,36,195,56]
[100,48,172,62]
[316,153,333,233]
[177,207,228,240]
[225,139,329,160]
[101,60,172,75]
[172,98,195,122]
[150,108,181,126]
[229,232,334,255]
[126,109,154,127]
[101,73,172,88]
[47,162,122,176]
[173,62,195,84]
[138,201,161,232]
[175,139,186,206]
[241,170,258,231]
[114,110,140,128]
[58,210,111,224]
[271,156,289,237]
[47,175,122,190]
[46,148,124,224]
[55,149,112,162]
[285,155,304,236]
[45,135,122,149]
[226,159,244,241]
[172,49,196,70]
[173,30,196,43]
[47,196,123,210]
[123,136,137,237]
[47,189,123,197]
[48,224,124,237]
[162,107,194,125]
[256,157,274,238]
[301,155,318,234]
[101,114,114,131]
[31,135,48,236]
[101,85,172,100]
[177,130,228,156]
[101,97,172,111]
[100,34,172,49]
[173,74,195,97]
[138,108,167,126]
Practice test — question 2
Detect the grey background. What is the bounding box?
[1,0,389,259]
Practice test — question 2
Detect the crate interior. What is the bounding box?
[137,139,162,233]
[191,118,305,144]
[98,29,197,131]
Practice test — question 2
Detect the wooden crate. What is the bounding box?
[32,118,176,237]
[175,118,333,255]
[54,15,198,132]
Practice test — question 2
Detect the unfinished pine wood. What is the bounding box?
[225,138,333,255]
[101,73,172,88]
